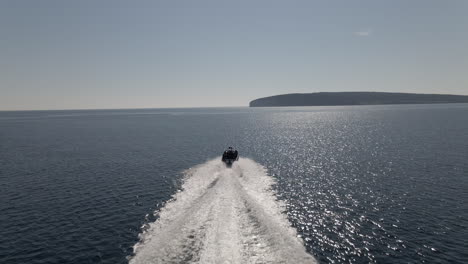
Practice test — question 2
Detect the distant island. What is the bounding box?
[249,92,468,107]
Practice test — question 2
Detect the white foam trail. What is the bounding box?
[130,158,317,264]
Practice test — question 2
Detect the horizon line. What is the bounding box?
[0,105,249,112]
[3,91,468,112]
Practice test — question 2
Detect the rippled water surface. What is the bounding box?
[1,104,467,263]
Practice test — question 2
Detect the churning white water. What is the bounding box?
[130,158,316,264]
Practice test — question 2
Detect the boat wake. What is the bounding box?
[129,158,316,264]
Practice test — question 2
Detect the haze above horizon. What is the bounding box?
[1,1,467,110]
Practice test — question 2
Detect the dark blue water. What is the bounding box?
[1,104,467,263]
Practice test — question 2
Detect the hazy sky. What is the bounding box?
[1,0,467,110]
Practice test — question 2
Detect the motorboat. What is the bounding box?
[221,147,239,167]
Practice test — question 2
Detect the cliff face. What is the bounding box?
[249,92,468,107]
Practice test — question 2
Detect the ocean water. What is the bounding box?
[1,104,467,263]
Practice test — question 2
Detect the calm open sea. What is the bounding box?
[1,104,467,263]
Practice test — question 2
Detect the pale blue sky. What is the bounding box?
[1,0,467,110]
